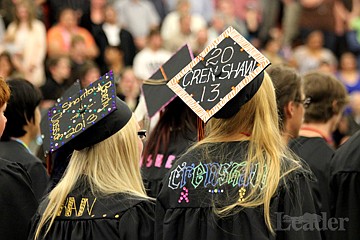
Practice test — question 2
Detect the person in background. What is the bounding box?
[40,56,71,110]
[3,0,46,87]
[267,64,305,144]
[104,45,125,81]
[46,8,99,59]
[78,60,101,88]
[0,76,38,240]
[117,67,141,111]
[92,4,136,72]
[68,35,90,85]
[289,71,348,240]
[0,78,49,202]
[28,73,154,240]
[0,51,17,80]
[114,0,160,50]
[292,30,337,74]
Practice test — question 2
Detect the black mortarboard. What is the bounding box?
[41,71,132,155]
[167,26,270,122]
[142,44,193,118]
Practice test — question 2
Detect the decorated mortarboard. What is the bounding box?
[142,44,193,118]
[41,71,132,155]
[167,26,270,123]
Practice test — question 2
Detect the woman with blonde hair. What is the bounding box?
[28,73,154,239]
[155,71,321,239]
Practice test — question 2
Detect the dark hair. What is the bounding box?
[303,72,348,123]
[267,65,302,131]
[1,79,42,140]
[142,97,197,164]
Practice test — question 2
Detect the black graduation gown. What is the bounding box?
[141,131,196,198]
[329,130,360,240]
[289,137,333,216]
[0,140,49,201]
[0,158,38,240]
[28,181,155,240]
[155,141,322,240]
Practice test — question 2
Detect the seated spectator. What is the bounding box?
[92,4,136,73]
[133,28,172,81]
[117,67,141,111]
[0,51,17,80]
[114,0,160,50]
[161,0,206,47]
[104,45,125,82]
[0,76,38,240]
[0,78,49,201]
[68,35,91,85]
[164,13,197,53]
[78,60,101,88]
[40,56,71,110]
[292,30,337,74]
[3,0,46,87]
[47,8,99,59]
[336,52,360,94]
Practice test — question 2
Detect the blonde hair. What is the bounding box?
[34,115,148,239]
[194,72,302,233]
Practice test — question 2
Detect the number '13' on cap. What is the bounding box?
[167,26,271,123]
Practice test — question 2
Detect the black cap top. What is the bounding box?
[167,26,270,122]
[142,44,193,118]
[41,71,132,155]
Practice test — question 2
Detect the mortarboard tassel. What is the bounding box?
[197,117,205,141]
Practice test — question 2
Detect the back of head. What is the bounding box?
[1,78,42,141]
[143,97,197,162]
[267,64,302,131]
[205,72,280,143]
[303,72,348,123]
[68,115,145,196]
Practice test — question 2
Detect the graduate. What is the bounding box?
[141,44,197,197]
[329,130,360,240]
[28,71,154,240]
[155,27,321,240]
[0,77,38,240]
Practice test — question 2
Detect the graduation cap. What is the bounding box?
[167,26,270,123]
[142,44,193,118]
[41,71,132,155]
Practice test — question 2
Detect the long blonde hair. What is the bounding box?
[194,72,302,233]
[34,115,148,239]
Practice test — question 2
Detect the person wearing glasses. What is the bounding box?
[267,65,306,145]
[28,73,154,240]
[289,71,348,239]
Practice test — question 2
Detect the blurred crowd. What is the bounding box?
[0,0,360,147]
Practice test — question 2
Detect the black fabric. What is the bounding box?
[214,71,264,119]
[289,137,333,216]
[141,130,196,198]
[28,181,155,240]
[289,136,333,240]
[69,97,132,151]
[0,158,38,240]
[329,130,360,240]
[40,76,68,101]
[0,140,49,201]
[92,25,137,72]
[155,141,321,240]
